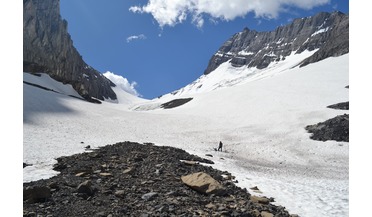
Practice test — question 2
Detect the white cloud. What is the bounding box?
[126,34,146,43]
[129,0,330,28]
[103,71,141,96]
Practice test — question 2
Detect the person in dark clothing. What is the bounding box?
[218,141,223,152]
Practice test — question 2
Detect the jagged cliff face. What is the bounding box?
[204,11,349,75]
[23,0,117,101]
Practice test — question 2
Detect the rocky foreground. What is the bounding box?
[23,142,296,217]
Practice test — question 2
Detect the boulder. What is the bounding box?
[181,172,226,196]
[77,180,95,196]
[261,211,274,217]
[250,195,270,204]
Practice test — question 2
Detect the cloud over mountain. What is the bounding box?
[103,71,141,96]
[129,0,330,28]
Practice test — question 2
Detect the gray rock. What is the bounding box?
[23,0,117,101]
[141,192,158,201]
[114,190,126,198]
[95,211,106,217]
[77,180,95,196]
[305,114,349,142]
[23,186,51,203]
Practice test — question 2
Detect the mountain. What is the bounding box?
[204,11,348,74]
[163,11,348,98]
[23,0,117,102]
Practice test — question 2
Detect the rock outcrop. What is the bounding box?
[204,11,349,75]
[23,0,117,101]
[306,114,349,142]
[160,98,193,109]
[327,101,349,110]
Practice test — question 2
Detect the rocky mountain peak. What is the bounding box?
[23,0,117,102]
[204,11,349,75]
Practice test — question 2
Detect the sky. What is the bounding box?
[59,0,349,99]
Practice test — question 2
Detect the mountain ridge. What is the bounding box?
[203,11,349,75]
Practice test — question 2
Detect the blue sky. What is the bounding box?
[60,0,349,99]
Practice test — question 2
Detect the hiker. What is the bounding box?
[218,141,223,152]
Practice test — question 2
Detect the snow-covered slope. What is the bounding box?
[162,49,318,98]
[23,54,349,217]
[23,73,83,99]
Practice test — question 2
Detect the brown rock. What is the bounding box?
[75,172,86,177]
[250,195,270,204]
[205,203,216,209]
[261,211,274,217]
[123,167,133,174]
[181,172,226,196]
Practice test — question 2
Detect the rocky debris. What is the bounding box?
[23,0,117,101]
[23,141,294,216]
[204,11,348,75]
[306,114,349,142]
[160,98,193,109]
[327,101,349,110]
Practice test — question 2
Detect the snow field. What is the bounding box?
[24,53,349,217]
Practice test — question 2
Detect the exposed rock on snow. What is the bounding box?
[23,141,294,216]
[306,114,349,142]
[160,98,193,109]
[327,101,349,110]
[23,162,32,168]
